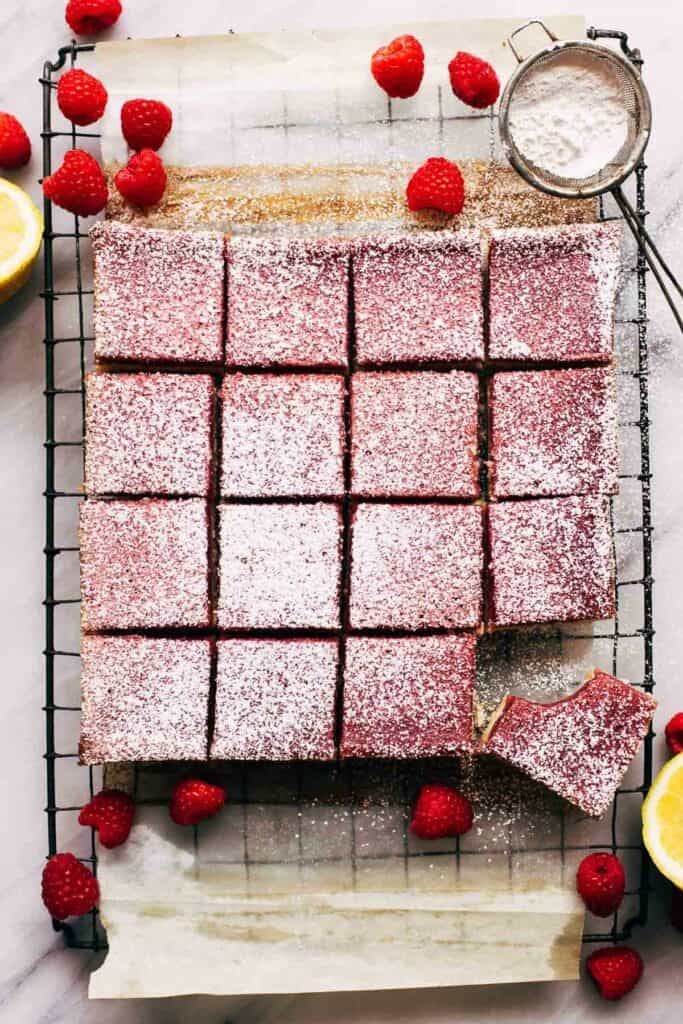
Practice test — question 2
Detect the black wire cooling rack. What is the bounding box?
[42,28,655,955]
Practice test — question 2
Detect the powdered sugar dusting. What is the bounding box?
[349,503,483,629]
[80,498,210,629]
[488,495,615,627]
[85,373,214,496]
[217,503,342,629]
[211,639,338,760]
[80,635,211,764]
[91,221,224,364]
[489,221,622,362]
[353,231,484,363]
[221,374,345,498]
[484,670,657,816]
[351,371,480,498]
[226,236,349,366]
[489,366,618,498]
[341,635,476,759]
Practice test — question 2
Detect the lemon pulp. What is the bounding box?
[642,751,683,889]
[0,177,43,304]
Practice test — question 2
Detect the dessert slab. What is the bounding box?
[41,17,655,998]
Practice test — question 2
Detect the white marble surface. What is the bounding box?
[1,1,683,1021]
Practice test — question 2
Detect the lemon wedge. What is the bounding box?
[642,751,683,889]
[0,176,42,304]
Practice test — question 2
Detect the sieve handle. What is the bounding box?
[612,187,683,334]
[507,20,559,64]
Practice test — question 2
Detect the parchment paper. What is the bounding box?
[84,15,648,1000]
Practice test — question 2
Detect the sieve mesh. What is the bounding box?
[501,42,651,197]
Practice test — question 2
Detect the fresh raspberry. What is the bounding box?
[665,712,683,755]
[42,149,108,216]
[585,946,643,1001]
[41,852,99,921]
[78,789,135,849]
[0,112,31,169]
[410,783,473,839]
[576,852,626,917]
[65,0,122,36]
[57,69,108,127]
[406,157,465,215]
[120,99,173,152]
[370,34,425,99]
[169,779,226,826]
[114,149,167,208]
[448,51,500,109]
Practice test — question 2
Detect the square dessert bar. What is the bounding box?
[482,669,657,817]
[353,231,484,364]
[489,366,618,498]
[221,374,345,498]
[217,503,342,629]
[80,635,212,764]
[80,498,210,630]
[351,370,480,498]
[226,237,349,367]
[341,635,476,759]
[487,495,615,628]
[349,503,484,630]
[85,372,214,497]
[488,221,621,363]
[210,639,338,760]
[92,222,224,364]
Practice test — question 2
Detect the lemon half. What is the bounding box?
[642,751,683,889]
[0,177,42,304]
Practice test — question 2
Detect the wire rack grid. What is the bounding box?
[42,27,655,956]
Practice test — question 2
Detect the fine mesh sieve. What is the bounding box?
[499,20,682,332]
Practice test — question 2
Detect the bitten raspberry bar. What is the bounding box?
[341,635,476,759]
[488,222,621,362]
[487,495,615,628]
[482,669,657,817]
[221,374,345,498]
[351,371,480,498]
[80,635,212,764]
[210,639,338,760]
[92,222,224,364]
[85,373,214,496]
[80,499,210,630]
[488,367,618,498]
[353,231,484,364]
[226,237,349,367]
[349,503,484,629]
[217,502,342,629]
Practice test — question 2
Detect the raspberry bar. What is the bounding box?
[349,503,484,629]
[489,367,618,498]
[80,635,212,764]
[341,635,476,759]
[353,232,484,364]
[80,499,210,630]
[482,669,657,816]
[85,373,214,496]
[488,222,621,362]
[487,495,615,628]
[92,222,224,364]
[210,639,338,760]
[217,503,342,629]
[221,374,345,498]
[226,237,349,367]
[351,371,480,498]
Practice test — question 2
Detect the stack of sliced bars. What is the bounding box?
[79,219,655,818]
